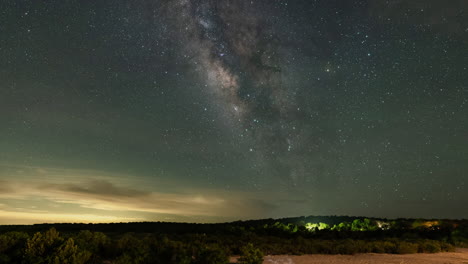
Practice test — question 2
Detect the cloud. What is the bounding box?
[0,178,277,223]
[41,179,276,217]
[0,180,11,193]
[44,180,151,198]
[0,210,144,225]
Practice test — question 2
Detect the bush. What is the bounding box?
[0,231,29,263]
[238,243,263,264]
[371,241,396,253]
[194,245,228,264]
[74,231,110,264]
[157,240,192,264]
[114,234,151,264]
[75,230,109,253]
[335,239,360,254]
[419,240,441,253]
[440,241,455,252]
[50,238,91,264]
[396,241,419,254]
[24,228,91,264]
[24,228,63,263]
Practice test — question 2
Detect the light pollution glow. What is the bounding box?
[0,164,278,224]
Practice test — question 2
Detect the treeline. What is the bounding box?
[1,216,468,264]
[0,228,264,264]
[0,228,456,264]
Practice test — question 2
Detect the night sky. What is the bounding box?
[1,0,467,224]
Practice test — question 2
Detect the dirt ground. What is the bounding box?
[230,248,468,264]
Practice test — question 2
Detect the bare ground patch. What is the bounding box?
[230,248,468,264]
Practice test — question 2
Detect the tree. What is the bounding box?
[24,228,91,264]
[305,222,330,232]
[351,219,377,231]
[74,230,110,264]
[51,238,91,264]
[0,231,29,263]
[114,233,150,264]
[24,228,63,264]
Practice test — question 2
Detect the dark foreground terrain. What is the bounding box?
[1,216,467,264]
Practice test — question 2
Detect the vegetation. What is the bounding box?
[0,216,467,263]
[238,243,263,264]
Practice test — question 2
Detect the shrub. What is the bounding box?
[371,241,396,253]
[24,229,91,264]
[440,241,455,252]
[238,243,263,264]
[157,240,192,264]
[75,230,109,253]
[396,241,419,254]
[194,245,229,264]
[74,231,110,264]
[51,238,91,264]
[419,240,441,253]
[0,231,29,263]
[335,239,359,254]
[24,228,63,264]
[115,233,151,264]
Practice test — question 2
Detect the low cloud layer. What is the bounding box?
[0,167,277,224]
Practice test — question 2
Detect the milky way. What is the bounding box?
[165,0,318,187]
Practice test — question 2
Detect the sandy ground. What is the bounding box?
[230,248,468,264]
